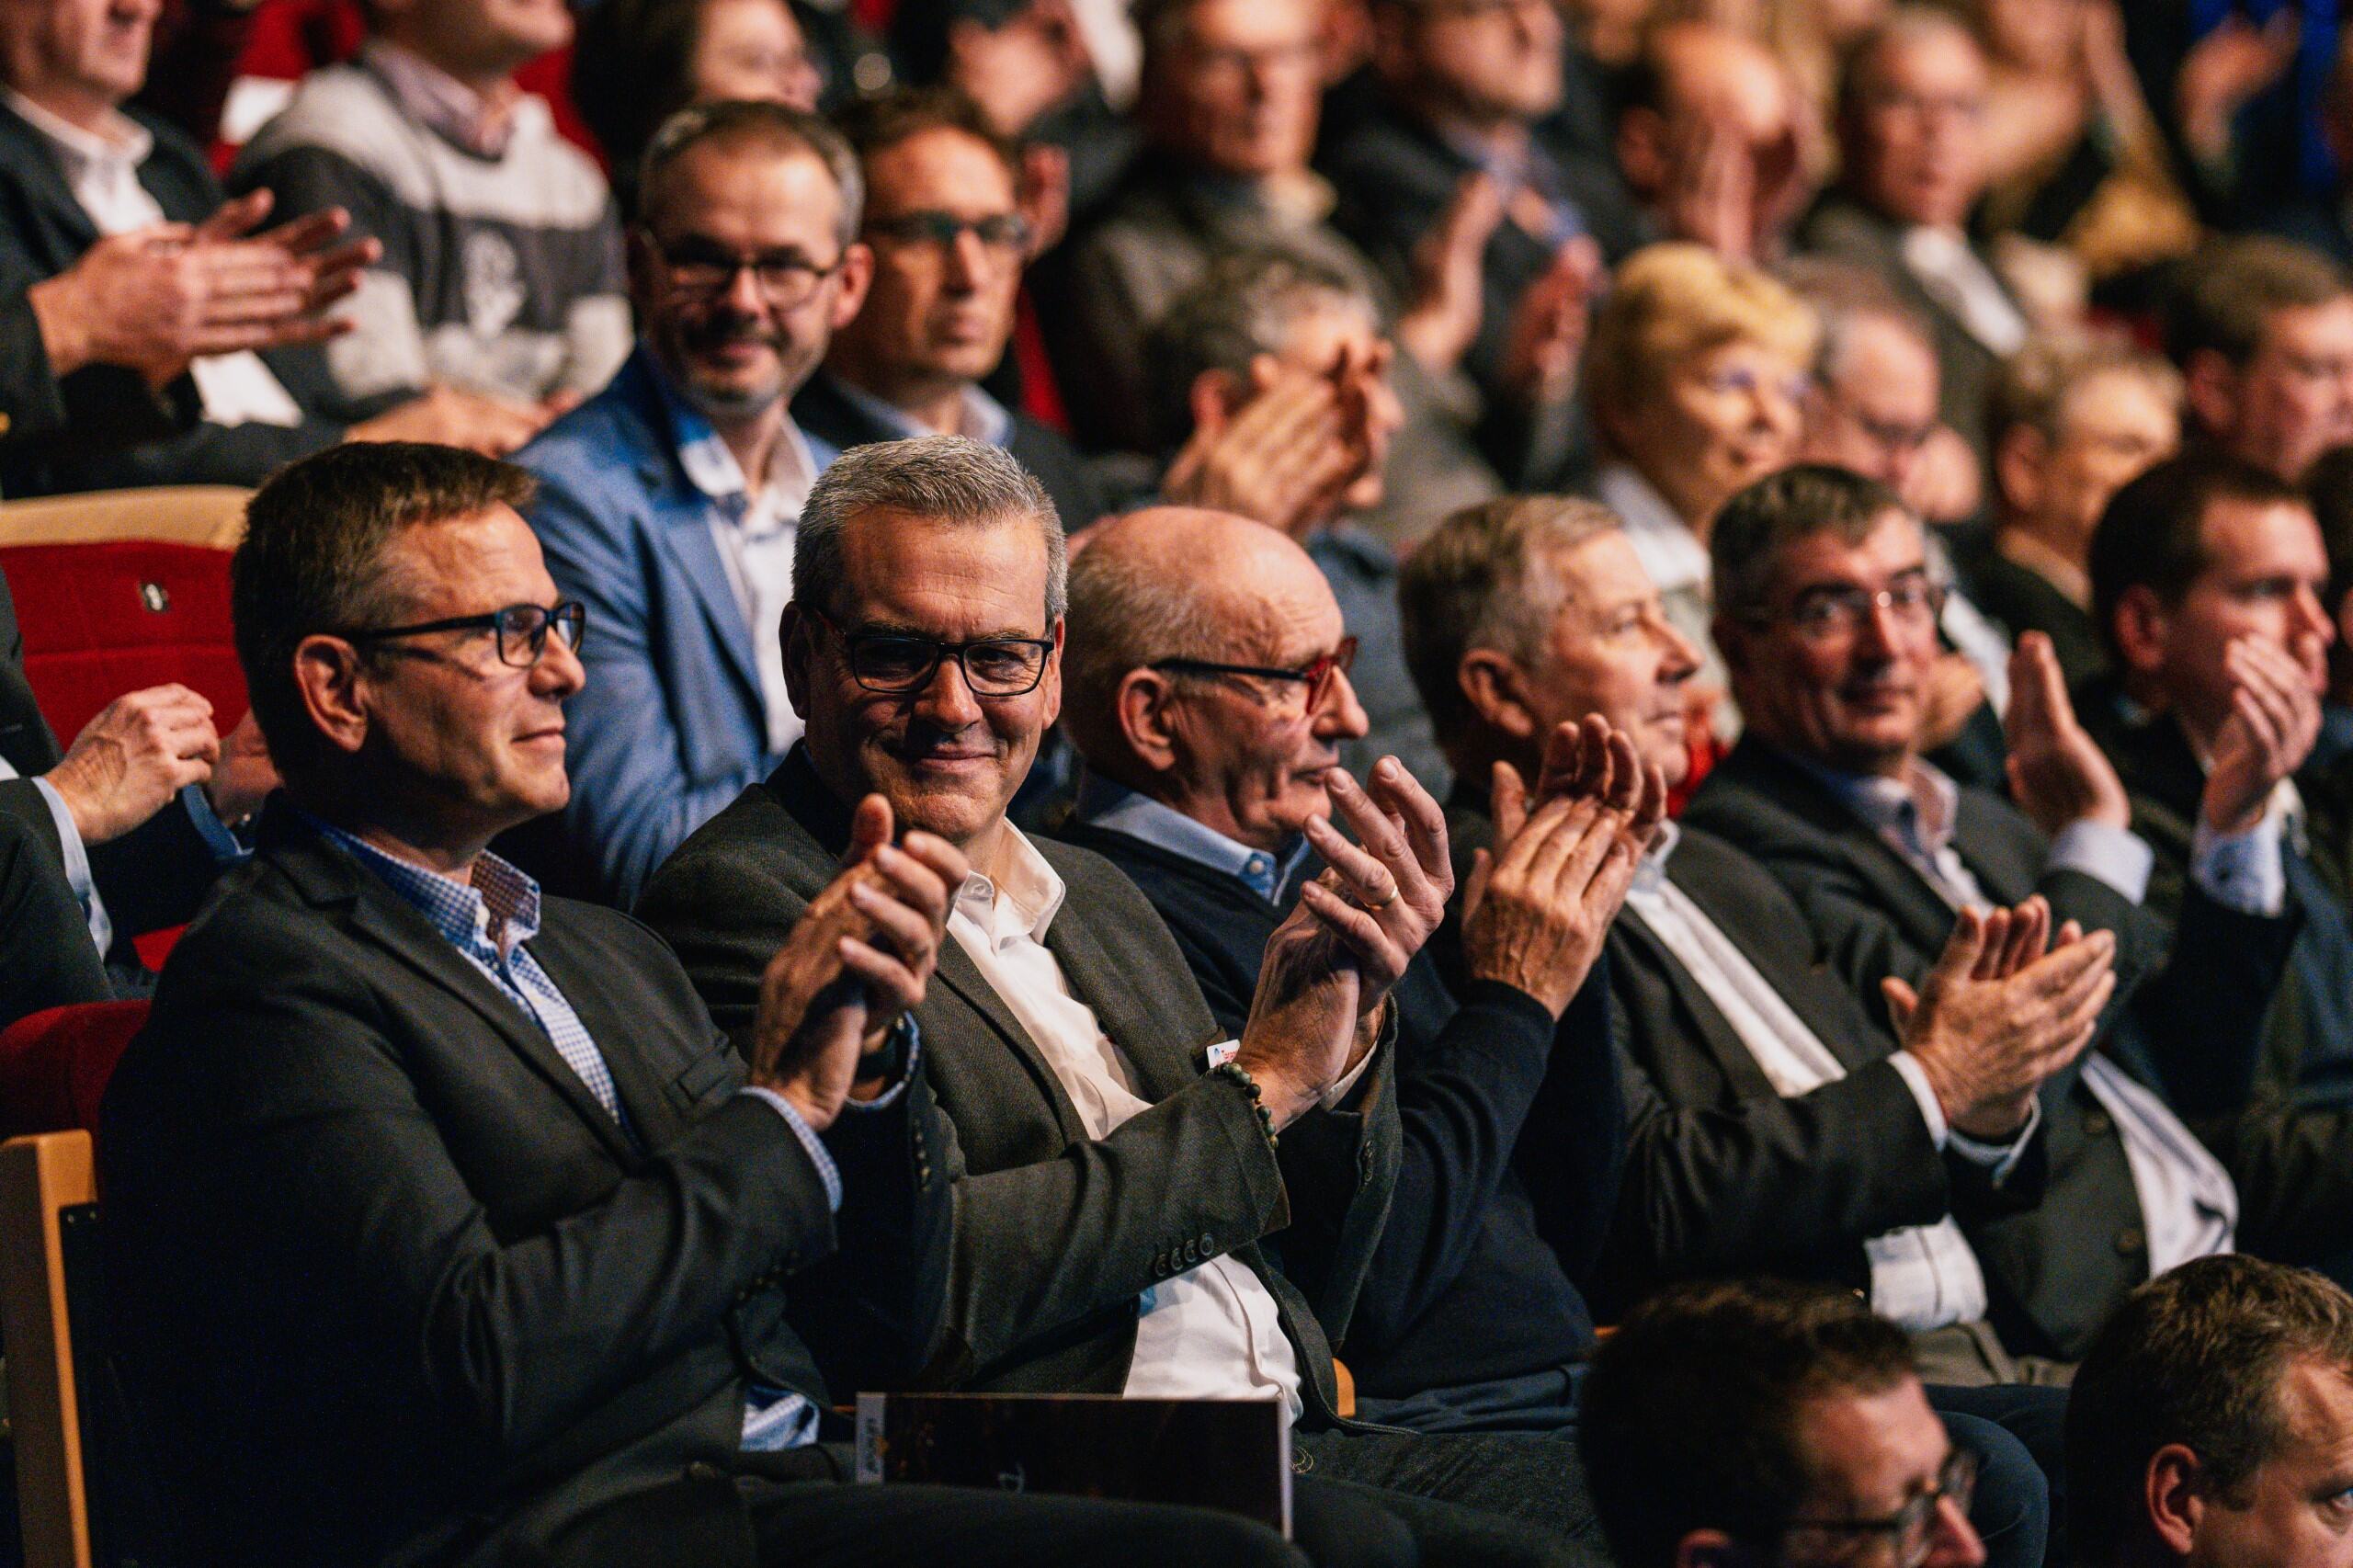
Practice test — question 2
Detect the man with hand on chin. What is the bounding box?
[642,435,1617,1566]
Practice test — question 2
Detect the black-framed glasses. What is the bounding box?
[1151,637,1358,710]
[347,601,585,668]
[642,232,844,308]
[1779,1449,1976,1568]
[865,210,1034,257]
[809,609,1053,697]
[1755,576,1945,643]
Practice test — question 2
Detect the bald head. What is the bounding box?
[1649,21,1790,136]
[1064,507,1366,845]
[1619,21,1802,251]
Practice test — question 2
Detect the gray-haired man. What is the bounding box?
[641,433,1612,1568]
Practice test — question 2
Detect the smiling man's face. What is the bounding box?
[785,507,1060,851]
[1522,530,1699,788]
[1725,509,1941,777]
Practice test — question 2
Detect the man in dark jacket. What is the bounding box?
[102,438,1329,1568]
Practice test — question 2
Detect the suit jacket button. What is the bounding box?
[1200,1232,1216,1251]
[2116,1226,2146,1256]
[2084,1108,2113,1138]
[1182,1242,1200,1264]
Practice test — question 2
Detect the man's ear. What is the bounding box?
[780,602,814,716]
[2182,349,2243,445]
[1674,1528,1754,1568]
[1188,368,1243,438]
[1115,667,1184,775]
[1459,648,1540,743]
[1995,424,2048,520]
[2111,583,2175,685]
[1038,616,1063,731]
[292,635,373,759]
[827,242,875,332]
[2146,1445,2207,1558]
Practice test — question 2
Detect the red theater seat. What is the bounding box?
[0,540,246,746]
[0,1001,148,1141]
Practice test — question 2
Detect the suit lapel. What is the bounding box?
[932,938,1089,1144]
[621,360,767,709]
[1614,909,1790,1096]
[532,918,685,1153]
[1043,909,1199,1105]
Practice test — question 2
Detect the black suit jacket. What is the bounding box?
[790,370,1110,534]
[1682,737,2294,1358]
[1060,817,1613,1400]
[638,752,1387,1427]
[99,804,951,1568]
[1963,549,2107,690]
[0,564,221,955]
[1590,821,2043,1316]
[0,98,372,495]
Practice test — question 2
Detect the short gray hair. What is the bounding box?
[639,100,864,251]
[1147,251,1377,449]
[793,436,1065,623]
[1398,495,1624,749]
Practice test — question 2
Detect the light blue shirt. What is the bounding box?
[1073,774,1309,903]
[828,373,1015,448]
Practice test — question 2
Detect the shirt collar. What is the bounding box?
[359,40,517,158]
[6,88,150,180]
[1595,462,1710,591]
[1074,774,1308,903]
[825,372,1013,448]
[648,352,819,518]
[291,804,543,958]
[1785,744,1961,863]
[1629,819,1683,898]
[956,820,1067,948]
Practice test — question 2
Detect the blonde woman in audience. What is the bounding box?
[1583,241,1816,734]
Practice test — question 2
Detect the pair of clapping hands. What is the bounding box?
[1239,718,1669,1129]
[1160,338,1392,540]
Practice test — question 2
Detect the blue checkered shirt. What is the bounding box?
[303,813,860,1450]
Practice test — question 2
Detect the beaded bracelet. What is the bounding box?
[1210,1061,1279,1151]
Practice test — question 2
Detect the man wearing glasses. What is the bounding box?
[642,436,1620,1564]
[514,100,871,906]
[1582,1281,1989,1568]
[1684,465,2300,1367]
[1055,504,1651,1457]
[795,87,1108,537]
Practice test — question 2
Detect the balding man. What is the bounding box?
[1616,21,1809,262]
[1058,505,1643,1443]
[1797,7,2025,454]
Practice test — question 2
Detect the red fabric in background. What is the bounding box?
[0,1000,148,1140]
[0,542,246,746]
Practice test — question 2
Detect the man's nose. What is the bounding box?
[915,651,985,727]
[945,227,993,291]
[534,629,587,700]
[720,260,768,316]
[2295,584,2338,650]
[1930,1493,1988,1568]
[1316,667,1372,743]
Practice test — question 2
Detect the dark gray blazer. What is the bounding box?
[638,750,1392,1428]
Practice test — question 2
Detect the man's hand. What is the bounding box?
[42,684,220,847]
[1297,760,1454,1016]
[1496,236,1601,409]
[2201,632,2325,835]
[2177,9,2298,167]
[204,708,279,827]
[2003,631,2132,835]
[28,191,379,386]
[1160,355,1366,538]
[1396,170,1505,378]
[745,795,967,1131]
[1461,723,1661,1017]
[1234,898,1367,1130]
[1882,898,2117,1139]
[347,383,551,457]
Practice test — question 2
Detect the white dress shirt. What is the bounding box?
[1900,227,2029,358]
[663,386,819,757]
[7,90,305,429]
[1625,824,2011,1331]
[947,824,1304,1416]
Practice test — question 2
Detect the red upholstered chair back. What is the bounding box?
[0,1001,148,1142]
[0,542,245,746]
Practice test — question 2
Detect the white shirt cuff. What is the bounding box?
[31,775,109,959]
[2048,819,2154,904]
[1892,1049,2038,1180]
[1319,1024,1383,1110]
[1889,1050,1951,1149]
[2188,808,2288,916]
